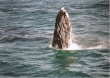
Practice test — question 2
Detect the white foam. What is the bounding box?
[67,43,82,50]
[66,43,107,50]
[86,45,106,49]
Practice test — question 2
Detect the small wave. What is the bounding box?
[86,45,107,50]
[0,27,50,43]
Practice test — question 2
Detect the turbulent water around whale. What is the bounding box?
[0,0,109,78]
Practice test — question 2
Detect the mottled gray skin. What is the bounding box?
[52,8,73,49]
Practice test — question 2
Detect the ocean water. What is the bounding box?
[0,0,109,78]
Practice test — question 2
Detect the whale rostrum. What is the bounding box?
[52,7,73,49]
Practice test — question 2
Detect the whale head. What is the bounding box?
[52,7,73,49]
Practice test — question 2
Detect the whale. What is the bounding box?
[52,7,73,49]
[50,7,108,50]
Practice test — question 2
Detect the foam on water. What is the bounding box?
[68,43,107,50]
[49,42,108,50]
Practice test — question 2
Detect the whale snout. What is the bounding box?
[58,7,70,21]
[60,7,66,12]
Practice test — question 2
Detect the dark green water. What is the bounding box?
[0,0,109,78]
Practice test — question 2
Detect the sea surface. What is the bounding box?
[0,0,109,78]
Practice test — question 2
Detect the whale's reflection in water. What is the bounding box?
[54,50,75,69]
[52,50,93,77]
[54,50,76,69]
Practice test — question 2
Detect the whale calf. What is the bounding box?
[52,7,73,49]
